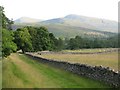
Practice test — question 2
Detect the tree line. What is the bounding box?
[1,6,119,57]
[65,35,119,50]
[2,26,63,57]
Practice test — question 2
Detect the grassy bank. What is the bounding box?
[2,53,110,88]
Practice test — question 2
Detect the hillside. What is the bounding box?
[13,14,118,38]
[41,24,116,38]
[41,14,117,33]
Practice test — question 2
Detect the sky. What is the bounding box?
[0,0,119,21]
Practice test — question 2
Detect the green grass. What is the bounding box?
[0,61,2,89]
[3,53,110,88]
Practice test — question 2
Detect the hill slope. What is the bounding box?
[40,14,118,33]
[13,14,117,38]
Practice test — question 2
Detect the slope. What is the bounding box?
[13,14,117,38]
[40,14,118,33]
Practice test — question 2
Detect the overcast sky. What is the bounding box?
[1,0,119,21]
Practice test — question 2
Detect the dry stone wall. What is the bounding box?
[25,53,120,88]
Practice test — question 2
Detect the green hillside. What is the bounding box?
[12,23,116,38]
[43,24,116,38]
[13,14,117,38]
[2,53,110,88]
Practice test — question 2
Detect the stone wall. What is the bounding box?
[25,53,120,88]
[37,48,119,55]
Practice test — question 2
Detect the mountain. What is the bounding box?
[15,17,42,23]
[41,14,118,33]
[13,14,118,38]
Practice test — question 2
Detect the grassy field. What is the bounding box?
[2,53,110,88]
[62,48,118,53]
[41,52,118,72]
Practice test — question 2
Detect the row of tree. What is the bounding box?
[14,26,62,53]
[2,26,63,57]
[66,35,119,50]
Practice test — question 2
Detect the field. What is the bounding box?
[2,53,109,88]
[62,48,118,53]
[40,49,119,72]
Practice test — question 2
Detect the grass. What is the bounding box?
[2,53,110,88]
[62,48,117,53]
[0,61,2,89]
[41,52,118,72]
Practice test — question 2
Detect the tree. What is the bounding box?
[1,6,16,57]
[2,29,17,57]
[68,36,84,49]
[27,26,37,51]
[49,33,57,50]
[0,6,13,30]
[55,38,64,50]
[68,38,78,50]
[28,26,54,51]
[14,27,32,53]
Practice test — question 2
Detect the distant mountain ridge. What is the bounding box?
[40,14,118,33]
[15,17,42,23]
[13,14,118,38]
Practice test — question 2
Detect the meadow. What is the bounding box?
[62,48,118,53]
[2,53,110,88]
[40,49,119,72]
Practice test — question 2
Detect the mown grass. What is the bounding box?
[2,58,29,88]
[2,53,110,88]
[41,52,118,71]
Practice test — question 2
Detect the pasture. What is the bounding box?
[2,53,109,88]
[62,48,118,53]
[40,49,119,72]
